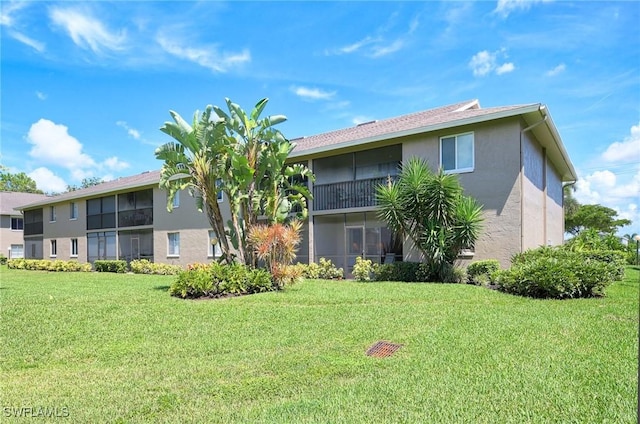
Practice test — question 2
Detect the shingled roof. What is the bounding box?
[17,171,161,210]
[290,99,538,156]
[0,192,50,215]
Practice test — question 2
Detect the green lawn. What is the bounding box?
[1,266,638,423]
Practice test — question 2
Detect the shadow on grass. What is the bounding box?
[153,285,171,291]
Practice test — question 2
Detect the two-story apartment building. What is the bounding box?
[17,99,576,271]
[0,192,49,259]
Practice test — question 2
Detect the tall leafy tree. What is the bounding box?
[156,98,314,265]
[66,177,104,192]
[376,157,483,280]
[0,166,43,193]
[565,203,631,235]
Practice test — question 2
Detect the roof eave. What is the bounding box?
[290,104,542,159]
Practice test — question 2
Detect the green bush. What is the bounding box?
[353,257,374,282]
[0,254,7,265]
[169,262,276,299]
[94,260,128,273]
[374,262,421,282]
[498,246,622,299]
[130,259,182,275]
[467,260,500,285]
[6,258,91,272]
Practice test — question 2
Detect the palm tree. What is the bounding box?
[156,106,234,263]
[376,157,483,280]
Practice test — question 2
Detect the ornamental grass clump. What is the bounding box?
[248,220,303,288]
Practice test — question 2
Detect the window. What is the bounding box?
[440,132,474,173]
[216,179,223,202]
[208,230,222,258]
[71,238,78,257]
[118,189,153,227]
[10,244,24,259]
[49,206,57,222]
[87,231,117,263]
[70,202,78,220]
[87,196,116,230]
[10,217,23,230]
[171,191,180,208]
[168,232,180,256]
[50,239,57,257]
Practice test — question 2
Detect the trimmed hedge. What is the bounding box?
[496,247,624,299]
[467,260,500,285]
[169,262,275,299]
[7,259,92,272]
[94,260,128,273]
[130,259,182,275]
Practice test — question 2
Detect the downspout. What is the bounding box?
[520,107,548,252]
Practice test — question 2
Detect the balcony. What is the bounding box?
[313,176,392,211]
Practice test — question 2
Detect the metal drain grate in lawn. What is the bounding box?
[366,341,403,358]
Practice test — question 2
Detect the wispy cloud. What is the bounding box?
[156,34,250,73]
[546,63,566,76]
[352,115,375,125]
[7,30,45,52]
[1,2,46,52]
[326,36,379,55]
[36,91,47,100]
[494,0,552,18]
[370,39,405,58]
[49,6,127,54]
[116,121,141,140]
[0,1,27,27]
[292,86,336,101]
[469,48,515,76]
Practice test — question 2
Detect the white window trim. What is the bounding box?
[440,131,475,174]
[171,191,180,208]
[70,202,78,221]
[50,206,57,223]
[70,238,78,258]
[50,240,57,258]
[10,217,23,231]
[167,232,180,257]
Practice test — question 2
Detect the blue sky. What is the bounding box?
[1,0,639,235]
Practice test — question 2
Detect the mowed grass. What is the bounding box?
[1,266,638,423]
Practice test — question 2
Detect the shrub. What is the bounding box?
[6,258,91,272]
[0,254,7,265]
[94,260,128,273]
[248,221,302,288]
[497,246,622,299]
[169,262,276,299]
[374,262,420,282]
[353,256,374,282]
[467,260,500,285]
[130,259,182,275]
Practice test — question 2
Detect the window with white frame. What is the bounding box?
[71,238,78,257]
[208,230,222,258]
[49,206,57,222]
[168,232,180,256]
[440,132,474,173]
[171,191,180,208]
[50,239,57,257]
[10,217,23,230]
[70,202,78,220]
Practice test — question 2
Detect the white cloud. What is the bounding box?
[546,63,566,76]
[292,86,336,101]
[0,1,27,27]
[27,119,96,170]
[28,167,68,193]
[370,39,405,58]
[36,91,47,100]
[156,35,250,73]
[116,121,141,140]
[327,36,379,55]
[469,49,515,77]
[102,156,130,171]
[601,122,640,163]
[494,0,551,18]
[7,30,45,52]
[49,7,127,53]
[496,62,515,75]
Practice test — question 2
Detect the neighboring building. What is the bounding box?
[0,192,49,259]
[17,99,576,271]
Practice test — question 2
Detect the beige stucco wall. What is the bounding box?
[522,131,546,250]
[1,215,26,258]
[546,157,564,245]
[402,118,523,267]
[42,199,88,262]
